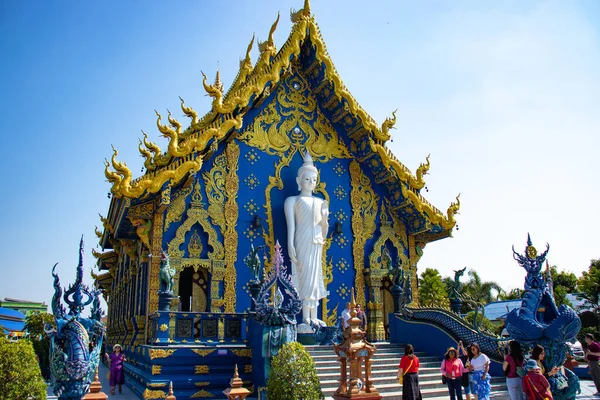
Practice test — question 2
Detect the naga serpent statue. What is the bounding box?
[504,235,580,399]
[252,241,302,376]
[449,267,467,300]
[45,237,105,400]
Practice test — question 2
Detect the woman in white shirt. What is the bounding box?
[467,343,491,400]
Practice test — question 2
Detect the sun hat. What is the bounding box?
[526,359,540,370]
[113,344,122,351]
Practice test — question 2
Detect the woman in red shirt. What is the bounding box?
[397,343,421,400]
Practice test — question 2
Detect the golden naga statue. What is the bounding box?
[179,96,198,126]
[413,154,430,189]
[201,70,224,111]
[446,194,461,225]
[377,109,397,142]
[290,0,311,23]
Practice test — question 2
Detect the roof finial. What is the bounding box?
[214,67,224,93]
[291,0,311,23]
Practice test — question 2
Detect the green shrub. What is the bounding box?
[267,341,323,400]
[0,336,47,399]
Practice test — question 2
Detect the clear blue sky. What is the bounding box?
[1,1,599,310]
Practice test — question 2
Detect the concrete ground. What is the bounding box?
[47,362,140,400]
[579,377,600,399]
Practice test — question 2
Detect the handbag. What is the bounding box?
[441,360,448,384]
[399,357,415,385]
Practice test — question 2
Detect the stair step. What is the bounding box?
[321,382,508,396]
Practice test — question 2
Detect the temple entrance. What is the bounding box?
[381,278,394,340]
[178,267,209,312]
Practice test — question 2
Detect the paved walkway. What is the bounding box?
[580,377,600,399]
[47,362,140,400]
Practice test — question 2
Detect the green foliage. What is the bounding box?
[419,268,450,308]
[464,311,497,335]
[0,336,47,399]
[499,289,522,300]
[25,312,54,379]
[460,270,504,312]
[25,313,54,340]
[578,259,600,311]
[267,341,323,400]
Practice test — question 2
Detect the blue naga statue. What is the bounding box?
[252,241,302,373]
[505,235,581,400]
[45,237,105,400]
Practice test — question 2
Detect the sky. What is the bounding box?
[1,0,599,311]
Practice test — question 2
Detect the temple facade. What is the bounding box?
[94,1,459,398]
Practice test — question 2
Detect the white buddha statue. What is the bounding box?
[284,151,329,326]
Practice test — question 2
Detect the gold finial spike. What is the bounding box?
[350,287,356,307]
[166,381,176,400]
[268,12,280,46]
[245,34,255,62]
[303,0,311,16]
[214,68,223,93]
[234,364,239,379]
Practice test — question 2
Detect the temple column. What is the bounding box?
[364,267,387,342]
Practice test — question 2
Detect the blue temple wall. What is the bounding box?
[159,65,414,323]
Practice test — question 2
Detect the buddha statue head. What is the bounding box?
[296,150,319,192]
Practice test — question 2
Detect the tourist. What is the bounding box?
[584,333,600,395]
[467,343,491,400]
[503,340,525,400]
[341,302,352,329]
[530,345,559,378]
[355,303,367,331]
[563,353,578,372]
[522,359,552,400]
[441,346,466,400]
[106,344,126,395]
[397,343,421,400]
[458,341,474,400]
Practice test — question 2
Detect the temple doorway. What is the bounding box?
[178,267,209,312]
[381,278,394,340]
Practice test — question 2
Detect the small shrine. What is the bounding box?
[92,0,459,398]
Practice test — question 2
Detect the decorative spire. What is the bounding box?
[214,69,224,93]
[290,0,311,23]
[258,13,280,56]
[166,381,176,400]
[179,96,198,125]
[223,365,250,400]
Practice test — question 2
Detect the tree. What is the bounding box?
[267,341,323,400]
[25,312,54,382]
[548,266,578,307]
[0,336,47,399]
[499,288,522,301]
[418,268,450,308]
[464,311,498,335]
[578,259,600,313]
[461,270,504,312]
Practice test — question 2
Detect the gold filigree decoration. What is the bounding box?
[238,73,349,163]
[244,364,252,373]
[164,185,193,232]
[188,230,203,258]
[192,349,216,357]
[223,142,240,313]
[159,324,168,332]
[194,365,210,374]
[190,390,213,398]
[244,174,260,190]
[151,365,162,375]
[194,382,210,387]
[143,388,166,399]
[148,383,167,388]
[149,349,177,360]
[130,218,151,250]
[349,160,379,306]
[230,349,252,358]
[149,211,164,313]
[203,152,227,234]
[168,181,224,261]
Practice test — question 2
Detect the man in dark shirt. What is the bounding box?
[355,303,367,331]
[584,333,600,395]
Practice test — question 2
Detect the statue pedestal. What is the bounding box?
[450,298,462,314]
[391,285,404,313]
[296,323,315,345]
[158,292,176,312]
